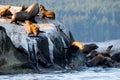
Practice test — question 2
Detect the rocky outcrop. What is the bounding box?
[0,26,35,74]
[0,20,71,74]
[0,5,86,74]
[0,19,86,74]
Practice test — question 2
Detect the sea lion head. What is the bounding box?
[39,4,45,11]
[106,45,113,52]
[72,42,84,50]
[82,43,98,54]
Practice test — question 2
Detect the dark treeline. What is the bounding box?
[0,0,120,42]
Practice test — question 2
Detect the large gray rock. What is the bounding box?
[0,26,35,74]
[0,19,86,74]
[0,19,72,73]
[0,5,85,74]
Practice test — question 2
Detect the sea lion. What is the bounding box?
[100,45,113,57]
[25,3,39,18]
[0,5,11,17]
[71,42,84,50]
[39,4,55,19]
[86,45,113,67]
[82,43,98,54]
[11,11,30,23]
[86,54,105,67]
[25,20,39,36]
[87,45,113,59]
[112,52,120,62]
[65,42,84,51]
[86,50,98,59]
[65,41,84,69]
[11,5,28,23]
[86,54,113,67]
[11,3,39,23]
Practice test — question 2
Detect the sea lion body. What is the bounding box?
[86,50,98,59]
[112,52,120,62]
[39,5,55,19]
[82,43,98,54]
[87,55,105,66]
[26,3,39,18]
[25,20,39,36]
[100,45,113,57]
[0,5,11,17]
[42,11,55,19]
[86,45,113,67]
[87,54,113,67]
[11,3,39,23]
[11,11,29,23]
[71,42,84,50]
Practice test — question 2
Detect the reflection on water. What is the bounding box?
[0,67,120,80]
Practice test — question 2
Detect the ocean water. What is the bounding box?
[0,67,120,80]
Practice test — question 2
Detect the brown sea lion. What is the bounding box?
[71,42,84,50]
[86,45,113,67]
[82,43,98,54]
[11,11,30,23]
[25,3,39,18]
[65,42,84,69]
[11,3,39,23]
[100,45,113,57]
[87,45,113,59]
[39,4,55,19]
[64,41,84,54]
[86,54,105,66]
[86,54,113,67]
[111,52,120,62]
[86,50,98,59]
[25,20,39,36]
[0,5,11,17]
